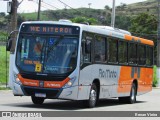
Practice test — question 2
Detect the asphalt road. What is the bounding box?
[0,88,160,112]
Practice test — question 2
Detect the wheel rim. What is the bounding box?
[90,89,97,104]
[131,86,135,101]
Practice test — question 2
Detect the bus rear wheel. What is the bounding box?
[128,83,137,104]
[119,83,137,104]
[84,83,98,108]
[31,96,45,104]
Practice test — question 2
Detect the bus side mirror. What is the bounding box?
[6,30,19,52]
[6,36,12,51]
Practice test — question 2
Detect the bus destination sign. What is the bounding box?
[29,26,72,34]
[21,24,80,35]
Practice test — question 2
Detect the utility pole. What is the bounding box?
[10,0,18,53]
[111,0,115,28]
[157,0,160,87]
[37,0,41,20]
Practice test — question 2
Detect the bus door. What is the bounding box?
[78,32,93,100]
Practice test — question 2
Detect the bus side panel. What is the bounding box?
[77,65,92,100]
[117,66,133,96]
[78,64,122,100]
[137,67,152,95]
[137,67,146,93]
[91,64,121,98]
[144,68,153,92]
[117,66,153,96]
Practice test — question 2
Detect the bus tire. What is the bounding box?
[31,96,44,104]
[128,83,137,104]
[119,83,137,104]
[84,83,98,108]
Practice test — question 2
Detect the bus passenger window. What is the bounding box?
[128,43,137,64]
[81,32,93,63]
[146,46,153,66]
[108,38,118,63]
[94,36,106,63]
[138,45,146,65]
[118,41,127,64]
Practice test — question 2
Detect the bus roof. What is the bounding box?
[21,21,154,46]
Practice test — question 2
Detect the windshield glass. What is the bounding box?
[16,34,79,74]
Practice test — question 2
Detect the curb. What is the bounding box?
[0,85,8,88]
[153,87,160,89]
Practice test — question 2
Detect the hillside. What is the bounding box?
[20,0,158,20]
[21,8,105,21]
[0,0,158,31]
[116,0,157,16]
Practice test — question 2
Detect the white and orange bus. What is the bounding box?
[7,20,154,108]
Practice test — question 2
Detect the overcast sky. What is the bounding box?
[0,0,148,13]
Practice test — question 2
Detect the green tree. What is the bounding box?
[104,5,110,10]
[0,12,5,17]
[71,17,98,25]
[17,15,25,27]
[129,13,157,35]
[115,15,131,30]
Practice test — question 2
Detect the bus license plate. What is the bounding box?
[35,93,46,98]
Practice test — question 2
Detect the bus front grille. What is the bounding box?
[22,86,62,98]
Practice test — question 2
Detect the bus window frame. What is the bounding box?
[128,42,138,66]
[118,39,128,66]
[81,31,93,64]
[94,35,107,64]
[137,44,146,67]
[107,37,118,65]
[146,45,154,67]
[80,31,154,68]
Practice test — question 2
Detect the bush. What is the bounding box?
[0,31,7,42]
[153,65,158,87]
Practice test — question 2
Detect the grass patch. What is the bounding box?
[0,87,11,90]
[21,12,49,21]
[153,65,158,87]
[0,32,8,42]
[0,46,9,84]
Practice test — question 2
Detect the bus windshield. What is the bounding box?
[16,34,79,75]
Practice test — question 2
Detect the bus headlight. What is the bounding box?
[63,77,76,88]
[14,74,22,85]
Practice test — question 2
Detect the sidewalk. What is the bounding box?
[0,83,10,90]
[153,87,160,89]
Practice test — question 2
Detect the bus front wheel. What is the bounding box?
[31,96,45,104]
[84,83,98,108]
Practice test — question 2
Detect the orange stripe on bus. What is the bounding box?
[124,35,154,46]
[117,66,153,93]
[18,74,39,87]
[44,77,70,88]
[124,34,132,41]
[18,74,70,88]
[140,38,154,46]
[117,66,132,93]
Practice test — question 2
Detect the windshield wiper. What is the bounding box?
[47,35,64,53]
[40,39,45,62]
